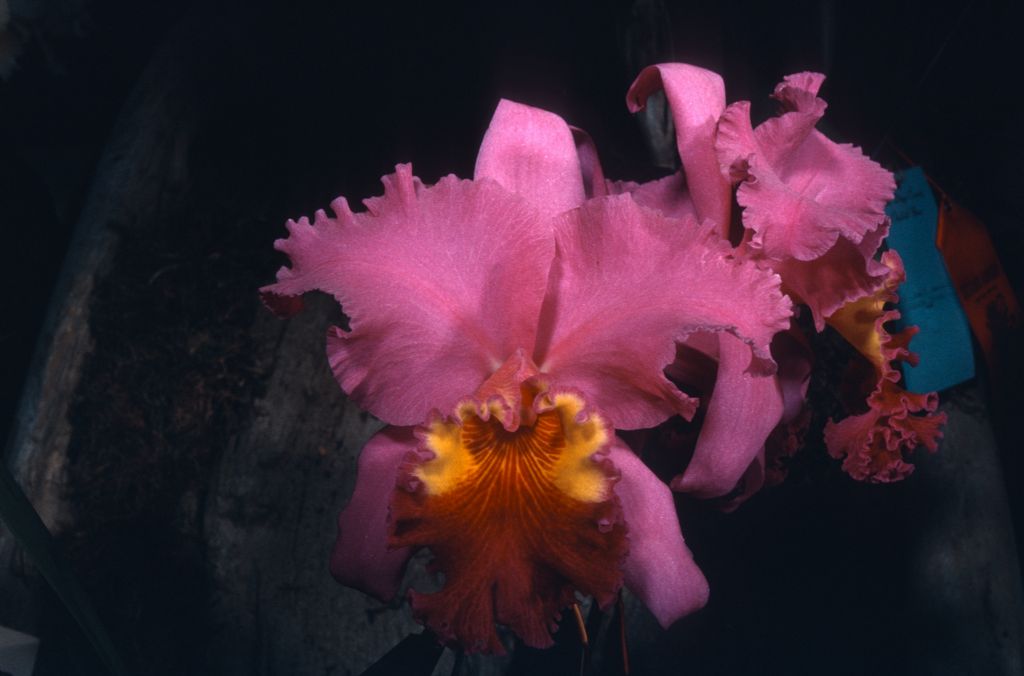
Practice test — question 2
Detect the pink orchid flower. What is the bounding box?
[261,99,792,652]
[624,63,944,500]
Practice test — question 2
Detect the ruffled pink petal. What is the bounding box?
[609,440,709,627]
[716,73,895,262]
[627,64,731,234]
[715,101,760,183]
[771,219,891,330]
[672,334,784,498]
[535,195,792,430]
[474,99,586,216]
[261,164,553,425]
[606,171,698,223]
[824,252,946,482]
[755,73,828,165]
[824,384,945,482]
[330,427,416,601]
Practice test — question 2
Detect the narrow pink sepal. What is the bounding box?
[672,334,784,498]
[261,164,553,425]
[610,440,709,627]
[536,195,792,430]
[716,73,896,262]
[627,64,731,235]
[474,99,586,216]
[330,427,416,601]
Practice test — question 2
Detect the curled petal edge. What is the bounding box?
[611,441,709,627]
[824,251,946,482]
[627,63,731,234]
[672,333,784,499]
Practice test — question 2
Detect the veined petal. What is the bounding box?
[330,427,416,601]
[824,251,946,481]
[535,195,792,430]
[627,64,731,234]
[260,164,554,425]
[390,380,626,653]
[717,73,896,262]
[672,334,784,498]
[609,441,709,627]
[474,99,586,216]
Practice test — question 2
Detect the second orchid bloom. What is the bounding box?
[261,63,943,652]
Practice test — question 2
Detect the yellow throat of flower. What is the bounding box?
[416,382,611,504]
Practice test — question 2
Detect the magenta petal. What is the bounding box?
[755,72,828,165]
[570,126,608,199]
[716,74,895,262]
[823,252,946,482]
[714,101,759,183]
[261,164,554,425]
[772,325,813,424]
[606,172,698,223]
[330,427,416,601]
[718,447,766,513]
[673,334,784,498]
[536,195,792,430]
[610,440,709,627]
[627,64,731,234]
[474,99,586,216]
[773,219,891,330]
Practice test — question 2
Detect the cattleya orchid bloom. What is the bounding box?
[261,100,793,652]
[624,63,945,501]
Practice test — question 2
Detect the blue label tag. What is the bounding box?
[885,167,974,392]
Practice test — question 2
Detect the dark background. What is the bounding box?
[1,0,1022,674]
[5,3,1024,454]
[5,0,1023,445]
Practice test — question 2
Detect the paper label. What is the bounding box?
[885,167,975,392]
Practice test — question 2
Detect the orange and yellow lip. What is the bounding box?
[389,378,626,653]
